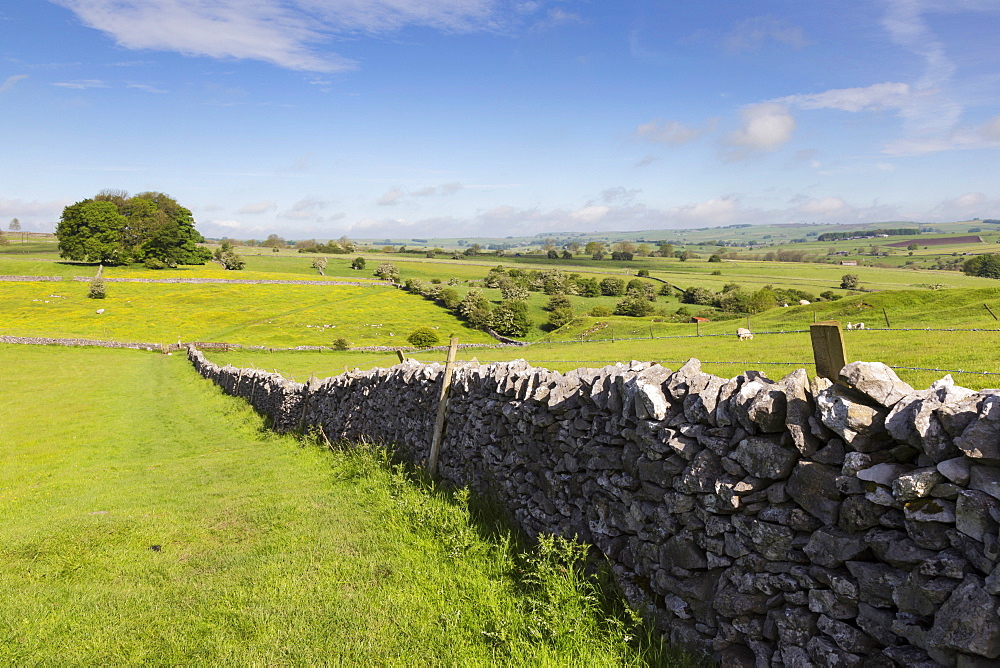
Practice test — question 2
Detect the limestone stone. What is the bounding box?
[729,436,799,480]
[904,498,957,524]
[634,379,670,421]
[787,461,841,526]
[804,527,868,568]
[955,396,1000,463]
[783,368,820,456]
[892,467,944,501]
[856,462,908,486]
[970,465,1000,502]
[845,561,906,608]
[938,457,973,486]
[956,490,1000,542]
[839,361,915,407]
[927,574,1000,659]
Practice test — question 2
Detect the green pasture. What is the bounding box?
[209,325,1000,392]
[1,345,679,665]
[0,281,494,347]
[208,287,1000,390]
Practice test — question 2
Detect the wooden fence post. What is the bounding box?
[810,321,847,382]
[882,307,891,329]
[396,349,406,363]
[427,337,459,477]
[985,303,998,321]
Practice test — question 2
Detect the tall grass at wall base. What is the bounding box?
[0,344,691,665]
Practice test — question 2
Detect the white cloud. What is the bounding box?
[531,7,583,31]
[635,119,704,146]
[211,219,244,229]
[725,17,809,53]
[51,79,109,89]
[724,102,796,159]
[51,0,514,72]
[0,74,28,93]
[377,183,464,205]
[280,197,334,220]
[236,200,277,214]
[126,83,167,94]
[571,205,609,224]
[794,196,849,216]
[377,187,406,206]
[780,82,913,113]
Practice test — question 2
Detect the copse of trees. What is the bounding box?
[963,253,1000,279]
[56,190,212,266]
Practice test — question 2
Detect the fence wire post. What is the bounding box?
[427,336,459,477]
[810,321,847,383]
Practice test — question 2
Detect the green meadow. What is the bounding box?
[0,344,684,665]
[0,281,494,347]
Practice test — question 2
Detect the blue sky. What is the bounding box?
[2,1,1000,240]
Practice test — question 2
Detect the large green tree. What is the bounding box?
[963,254,1000,279]
[56,200,128,264]
[57,190,211,266]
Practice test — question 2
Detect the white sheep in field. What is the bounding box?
[737,327,753,341]
[799,299,811,305]
[846,322,866,330]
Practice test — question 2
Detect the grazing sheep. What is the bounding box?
[799,299,811,305]
[737,327,753,341]
[846,322,866,330]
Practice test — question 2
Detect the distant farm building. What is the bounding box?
[841,260,858,266]
[691,316,710,324]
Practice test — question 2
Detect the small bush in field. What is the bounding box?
[88,277,107,299]
[332,337,350,350]
[407,327,440,347]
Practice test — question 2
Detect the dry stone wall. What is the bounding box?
[188,347,1000,667]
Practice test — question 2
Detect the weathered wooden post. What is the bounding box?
[985,303,998,321]
[427,336,459,477]
[882,307,891,329]
[396,349,406,363]
[810,321,847,382]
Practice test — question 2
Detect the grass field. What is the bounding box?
[0,345,684,665]
[0,281,495,347]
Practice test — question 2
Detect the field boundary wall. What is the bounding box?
[188,346,1000,667]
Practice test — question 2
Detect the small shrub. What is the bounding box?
[407,327,441,347]
[88,277,106,299]
[711,269,722,275]
[589,305,613,317]
[331,337,350,350]
[144,257,168,270]
[636,269,649,277]
[351,257,366,270]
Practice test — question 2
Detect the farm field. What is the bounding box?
[209,326,1000,392]
[206,286,1000,390]
[0,281,494,347]
[0,345,677,665]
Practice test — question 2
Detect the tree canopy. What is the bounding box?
[56,190,212,265]
[963,253,1000,279]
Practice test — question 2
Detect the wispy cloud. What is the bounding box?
[377,182,464,205]
[0,74,28,93]
[236,200,277,214]
[635,119,706,146]
[51,78,109,89]
[126,82,167,94]
[779,82,913,113]
[51,0,521,72]
[725,17,809,53]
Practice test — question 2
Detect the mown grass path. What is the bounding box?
[0,345,673,665]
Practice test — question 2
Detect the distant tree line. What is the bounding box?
[816,228,920,242]
[56,190,211,267]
